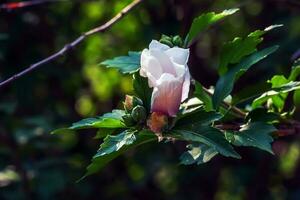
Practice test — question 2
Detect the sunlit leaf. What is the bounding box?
[173,127,240,159]
[100,51,141,74]
[185,8,239,46]
[252,81,300,109]
[180,143,218,165]
[52,110,126,134]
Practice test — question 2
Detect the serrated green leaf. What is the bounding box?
[252,81,300,109]
[71,110,125,129]
[133,73,153,112]
[185,8,239,46]
[245,108,280,123]
[194,81,213,111]
[94,128,124,139]
[173,127,240,159]
[212,45,279,110]
[81,130,156,179]
[96,130,136,157]
[218,25,282,75]
[227,122,276,154]
[52,110,126,134]
[180,143,218,165]
[175,109,222,129]
[100,51,141,74]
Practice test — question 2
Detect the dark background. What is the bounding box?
[1,0,300,199]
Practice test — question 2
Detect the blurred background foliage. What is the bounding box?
[0,0,300,199]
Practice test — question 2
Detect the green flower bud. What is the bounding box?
[159,38,174,48]
[122,114,135,127]
[172,35,183,47]
[123,95,143,112]
[131,105,147,124]
[160,34,172,41]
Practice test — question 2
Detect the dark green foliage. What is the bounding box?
[218,25,282,75]
[83,130,156,178]
[185,8,239,46]
[133,73,153,112]
[212,45,279,109]
[225,122,276,154]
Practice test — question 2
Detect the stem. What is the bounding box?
[0,0,143,89]
[202,86,247,118]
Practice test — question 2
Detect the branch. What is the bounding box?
[216,120,300,137]
[0,0,143,89]
[0,0,68,10]
[202,86,247,118]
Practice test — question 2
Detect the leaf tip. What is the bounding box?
[264,24,284,32]
[223,8,240,15]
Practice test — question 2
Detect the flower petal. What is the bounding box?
[151,73,183,116]
[140,49,163,87]
[181,67,191,101]
[149,49,177,76]
[165,47,190,65]
[149,40,170,51]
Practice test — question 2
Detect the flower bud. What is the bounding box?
[172,35,183,47]
[122,114,135,127]
[159,38,174,48]
[124,95,143,112]
[131,105,147,124]
[147,112,168,133]
[159,35,174,47]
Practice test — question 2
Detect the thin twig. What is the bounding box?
[215,120,300,137]
[0,0,68,10]
[0,0,143,89]
[202,86,247,118]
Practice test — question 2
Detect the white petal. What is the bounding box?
[181,67,191,101]
[165,47,190,65]
[140,49,163,87]
[172,61,186,78]
[149,49,177,76]
[151,73,183,116]
[149,40,170,51]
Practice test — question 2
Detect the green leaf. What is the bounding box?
[180,143,218,165]
[252,81,300,109]
[212,45,279,109]
[100,51,141,74]
[226,122,276,154]
[185,8,239,46]
[194,81,213,111]
[173,127,240,159]
[288,64,300,81]
[219,25,282,75]
[94,128,123,139]
[96,130,136,157]
[175,109,222,129]
[133,73,153,112]
[81,130,156,179]
[52,110,126,134]
[245,108,279,123]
